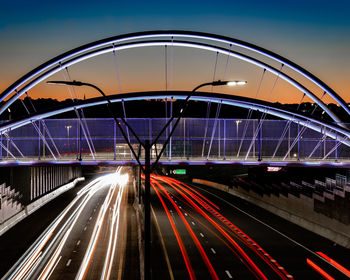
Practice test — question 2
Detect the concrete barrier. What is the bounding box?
[193,178,350,248]
[0,177,85,237]
[193,179,229,192]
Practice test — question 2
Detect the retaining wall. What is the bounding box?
[193,178,350,248]
[0,177,84,236]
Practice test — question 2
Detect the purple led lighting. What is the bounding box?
[2,93,349,151]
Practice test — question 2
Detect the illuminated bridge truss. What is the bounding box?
[0,31,349,165]
[0,116,349,164]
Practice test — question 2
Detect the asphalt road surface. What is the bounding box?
[2,172,350,280]
[2,168,138,280]
[150,175,350,280]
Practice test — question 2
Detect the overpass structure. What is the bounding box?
[0,31,349,166]
[0,31,349,209]
[1,31,350,278]
[0,91,349,166]
[0,112,349,166]
[0,30,349,218]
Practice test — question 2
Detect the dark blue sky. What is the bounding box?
[1,0,349,101]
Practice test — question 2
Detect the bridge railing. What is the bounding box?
[0,118,349,162]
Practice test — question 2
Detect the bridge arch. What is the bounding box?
[0,31,348,124]
[1,31,349,163]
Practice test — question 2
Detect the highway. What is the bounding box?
[2,168,132,280]
[2,171,350,280]
[150,175,350,280]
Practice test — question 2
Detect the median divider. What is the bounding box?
[0,177,85,237]
[193,178,350,249]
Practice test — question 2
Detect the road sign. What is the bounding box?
[173,169,186,175]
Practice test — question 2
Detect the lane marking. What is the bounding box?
[211,248,216,254]
[66,259,72,267]
[151,206,175,280]
[117,193,128,280]
[76,240,81,246]
[184,213,188,216]
[316,251,350,278]
[194,185,325,260]
[200,233,205,238]
[225,270,233,279]
[89,216,92,220]
[84,226,87,231]
[191,221,196,226]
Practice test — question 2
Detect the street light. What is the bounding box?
[7,108,11,158]
[48,78,246,280]
[65,125,72,150]
[153,80,247,155]
[235,120,242,142]
[227,81,247,86]
[7,108,11,121]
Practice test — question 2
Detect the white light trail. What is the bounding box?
[75,168,128,280]
[5,170,127,280]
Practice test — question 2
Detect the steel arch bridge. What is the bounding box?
[0,30,349,165]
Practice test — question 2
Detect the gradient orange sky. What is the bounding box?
[0,0,349,104]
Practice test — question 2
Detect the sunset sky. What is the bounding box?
[0,0,349,104]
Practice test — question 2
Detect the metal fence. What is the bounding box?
[1,118,349,162]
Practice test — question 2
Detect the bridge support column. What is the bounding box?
[137,165,142,204]
[297,122,300,161]
[144,140,151,280]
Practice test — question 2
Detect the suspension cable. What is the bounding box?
[170,36,174,89]
[65,67,96,155]
[272,93,306,158]
[245,64,284,160]
[165,45,168,91]
[222,44,232,81]
[211,52,219,92]
[202,52,220,156]
[207,101,222,159]
[61,67,96,159]
[282,91,327,160]
[112,44,123,93]
[65,67,96,154]
[201,101,212,157]
[122,99,132,159]
[24,92,61,157]
[237,69,266,157]
[19,97,57,160]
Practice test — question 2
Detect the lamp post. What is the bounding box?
[65,125,72,145]
[235,120,242,139]
[7,108,11,158]
[48,79,246,280]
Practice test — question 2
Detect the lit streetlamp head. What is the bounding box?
[227,81,247,86]
[199,80,247,90]
[209,80,247,87]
